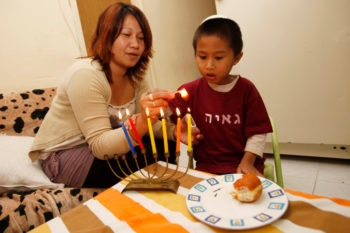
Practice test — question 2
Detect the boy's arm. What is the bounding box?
[237,151,264,177]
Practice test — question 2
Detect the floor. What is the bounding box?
[265,154,350,200]
[178,143,350,200]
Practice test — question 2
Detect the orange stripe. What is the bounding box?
[96,188,189,233]
[285,189,350,206]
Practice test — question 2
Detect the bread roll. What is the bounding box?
[232,173,262,203]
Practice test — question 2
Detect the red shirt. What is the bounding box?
[169,76,272,174]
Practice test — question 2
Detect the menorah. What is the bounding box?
[106,146,193,193]
[106,89,193,193]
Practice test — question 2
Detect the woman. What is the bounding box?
[29,2,175,188]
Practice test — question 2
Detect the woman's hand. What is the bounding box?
[140,88,175,123]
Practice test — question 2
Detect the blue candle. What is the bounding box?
[121,122,136,155]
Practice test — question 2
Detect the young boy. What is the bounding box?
[170,15,272,176]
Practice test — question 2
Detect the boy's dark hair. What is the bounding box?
[192,17,243,56]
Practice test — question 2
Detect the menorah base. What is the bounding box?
[122,178,180,193]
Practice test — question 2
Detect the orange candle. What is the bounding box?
[187,111,192,152]
[160,108,168,154]
[175,108,181,153]
[146,107,157,154]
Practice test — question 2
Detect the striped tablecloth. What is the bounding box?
[30,162,350,233]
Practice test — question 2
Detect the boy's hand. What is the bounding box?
[237,152,264,177]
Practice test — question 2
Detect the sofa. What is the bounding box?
[0,87,104,232]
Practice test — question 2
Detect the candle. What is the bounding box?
[126,109,145,150]
[146,107,157,154]
[119,111,136,155]
[175,108,181,153]
[160,108,168,154]
[187,110,192,152]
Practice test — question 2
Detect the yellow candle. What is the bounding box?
[160,108,168,154]
[175,108,181,153]
[187,113,192,152]
[146,107,157,154]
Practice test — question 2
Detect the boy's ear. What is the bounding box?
[233,52,243,65]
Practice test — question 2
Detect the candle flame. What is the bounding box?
[176,108,181,116]
[187,107,191,113]
[178,88,189,100]
[146,107,150,116]
[125,108,130,116]
[118,111,122,120]
[160,108,164,117]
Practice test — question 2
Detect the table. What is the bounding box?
[30,162,350,233]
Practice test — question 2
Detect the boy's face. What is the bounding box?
[195,35,242,85]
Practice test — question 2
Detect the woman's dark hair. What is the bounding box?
[89,2,153,83]
[192,17,243,56]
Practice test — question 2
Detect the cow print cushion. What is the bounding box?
[0,88,56,136]
[0,187,104,232]
[0,87,108,232]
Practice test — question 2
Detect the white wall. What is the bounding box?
[215,0,350,158]
[0,0,85,92]
[132,0,216,90]
[0,0,215,93]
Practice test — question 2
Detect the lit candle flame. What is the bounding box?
[160,108,164,117]
[126,108,130,116]
[177,88,189,100]
[176,108,181,116]
[118,111,122,120]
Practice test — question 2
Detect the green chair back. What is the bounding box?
[264,116,284,187]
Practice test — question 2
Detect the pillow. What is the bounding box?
[0,135,63,193]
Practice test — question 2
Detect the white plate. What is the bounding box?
[186,174,288,230]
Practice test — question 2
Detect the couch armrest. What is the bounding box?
[0,87,56,136]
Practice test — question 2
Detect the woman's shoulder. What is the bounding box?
[68,58,102,72]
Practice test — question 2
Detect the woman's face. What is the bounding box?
[110,14,145,71]
[195,35,241,85]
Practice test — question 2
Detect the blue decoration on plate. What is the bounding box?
[194,184,207,192]
[190,206,206,213]
[268,202,286,210]
[262,179,273,189]
[206,177,220,186]
[254,213,273,222]
[268,189,284,198]
[205,215,221,224]
[230,219,245,227]
[224,174,235,182]
[187,194,201,202]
